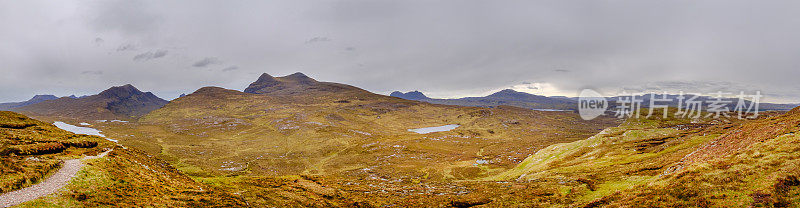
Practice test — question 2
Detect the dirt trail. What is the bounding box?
[0,149,112,207]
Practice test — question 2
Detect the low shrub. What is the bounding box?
[61,140,98,148]
[5,142,66,155]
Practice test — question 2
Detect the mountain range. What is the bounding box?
[4,72,800,207]
[122,72,618,206]
[244,72,371,96]
[391,89,578,110]
[0,95,58,110]
[391,90,799,112]
[13,84,168,120]
[6,74,795,122]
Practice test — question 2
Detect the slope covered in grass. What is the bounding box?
[83,73,619,206]
[16,147,248,207]
[0,111,110,194]
[0,111,246,207]
[128,74,617,182]
[492,108,800,207]
[595,107,800,207]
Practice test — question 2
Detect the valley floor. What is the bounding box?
[6,106,800,207]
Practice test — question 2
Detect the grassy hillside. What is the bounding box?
[72,76,616,206]
[0,111,111,193]
[490,108,800,207]
[125,85,616,178]
[13,87,800,206]
[17,147,247,207]
[595,108,800,207]
[16,75,800,206]
[19,73,800,206]
[1,111,359,207]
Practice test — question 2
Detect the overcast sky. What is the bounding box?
[2,0,800,103]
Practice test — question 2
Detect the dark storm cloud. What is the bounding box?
[132,50,168,61]
[1,0,800,103]
[192,57,220,67]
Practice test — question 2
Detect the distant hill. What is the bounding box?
[0,95,58,110]
[137,72,616,190]
[485,89,576,105]
[391,90,799,112]
[389,91,430,100]
[14,84,168,120]
[391,89,578,110]
[244,72,371,96]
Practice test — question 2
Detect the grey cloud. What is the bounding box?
[2,1,800,103]
[81,70,103,75]
[133,50,168,61]
[192,57,220,67]
[306,37,332,43]
[614,81,761,96]
[117,44,137,51]
[87,0,162,34]
[221,66,239,72]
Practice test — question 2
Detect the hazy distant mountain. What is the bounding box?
[67,95,89,99]
[391,90,799,112]
[391,89,578,110]
[485,89,575,104]
[389,91,430,100]
[15,84,168,120]
[0,95,58,110]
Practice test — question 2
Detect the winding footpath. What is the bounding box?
[0,149,112,207]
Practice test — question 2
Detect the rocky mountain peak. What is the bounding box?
[244,72,325,94]
[29,95,58,101]
[283,72,317,84]
[99,84,144,99]
[390,91,430,100]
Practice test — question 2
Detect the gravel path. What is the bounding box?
[0,149,112,207]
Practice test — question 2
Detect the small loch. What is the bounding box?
[408,124,460,134]
[53,121,118,143]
